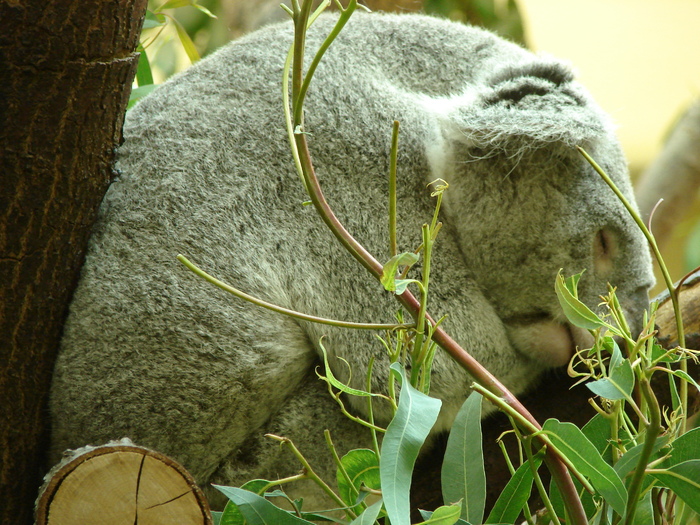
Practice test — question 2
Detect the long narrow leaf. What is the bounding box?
[485,454,543,524]
[649,460,700,515]
[441,392,485,524]
[416,504,462,525]
[555,270,607,330]
[213,486,315,525]
[381,363,442,525]
[349,498,384,525]
[543,419,627,515]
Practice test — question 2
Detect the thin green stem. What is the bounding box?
[325,429,365,511]
[365,356,381,457]
[411,224,431,387]
[578,147,688,430]
[389,120,399,257]
[285,3,587,521]
[292,1,357,127]
[178,255,411,330]
[472,383,595,494]
[266,433,357,520]
[522,433,558,524]
[622,376,662,525]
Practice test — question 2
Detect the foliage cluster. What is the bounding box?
[145,1,700,524]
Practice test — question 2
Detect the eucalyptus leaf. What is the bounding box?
[630,490,653,525]
[586,358,634,401]
[381,252,420,292]
[214,485,315,525]
[555,270,606,330]
[666,427,700,466]
[441,392,485,524]
[219,480,272,525]
[381,363,442,525]
[614,435,669,480]
[349,498,384,525]
[337,449,380,508]
[649,460,700,515]
[318,342,380,398]
[670,369,700,395]
[394,279,420,295]
[543,419,627,515]
[485,453,543,524]
[172,17,201,63]
[416,504,462,525]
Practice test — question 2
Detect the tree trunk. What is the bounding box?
[0,1,147,523]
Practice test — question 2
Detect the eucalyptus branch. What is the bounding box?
[285,3,587,522]
[578,146,688,430]
[472,383,594,495]
[622,376,662,525]
[177,255,410,330]
[266,433,357,520]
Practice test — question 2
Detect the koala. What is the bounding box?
[50,11,654,509]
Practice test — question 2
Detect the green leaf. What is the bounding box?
[337,449,380,509]
[667,427,700,466]
[670,369,700,395]
[172,17,200,63]
[214,486,315,525]
[543,419,627,515]
[416,504,462,525]
[650,342,682,364]
[192,1,216,18]
[349,498,384,525]
[631,490,654,525]
[485,453,543,524]
[158,0,195,10]
[441,392,485,524]
[381,252,420,292]
[668,368,681,411]
[649,460,700,515]
[381,363,442,525]
[555,270,606,330]
[586,343,634,401]
[135,45,154,87]
[219,480,272,525]
[614,436,669,480]
[142,10,166,28]
[317,342,381,398]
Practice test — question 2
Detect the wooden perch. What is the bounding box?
[35,439,212,525]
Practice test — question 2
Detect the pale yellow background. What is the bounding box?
[520,0,700,173]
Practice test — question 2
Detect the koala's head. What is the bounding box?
[432,59,655,366]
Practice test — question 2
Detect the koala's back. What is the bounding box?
[50,12,596,503]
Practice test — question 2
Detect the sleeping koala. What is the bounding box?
[49,11,654,508]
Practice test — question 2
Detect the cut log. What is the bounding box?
[35,439,212,525]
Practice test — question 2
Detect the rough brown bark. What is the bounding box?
[0,1,147,523]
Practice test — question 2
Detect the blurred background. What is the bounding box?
[138,0,700,292]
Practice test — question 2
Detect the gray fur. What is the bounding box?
[50,12,654,508]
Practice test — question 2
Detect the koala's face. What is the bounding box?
[444,138,654,366]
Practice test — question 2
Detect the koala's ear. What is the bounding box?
[435,59,610,152]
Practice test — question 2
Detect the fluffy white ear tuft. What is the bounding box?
[426,59,612,155]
